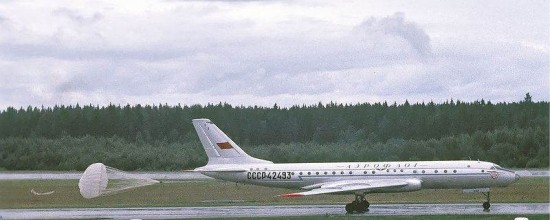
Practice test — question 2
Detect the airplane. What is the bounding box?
[191,118,520,213]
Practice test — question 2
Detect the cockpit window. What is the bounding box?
[494,164,513,172]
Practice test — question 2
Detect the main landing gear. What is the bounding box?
[482,191,491,210]
[345,194,369,214]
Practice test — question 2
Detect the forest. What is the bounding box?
[0,93,547,170]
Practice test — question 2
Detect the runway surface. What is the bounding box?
[1,203,548,219]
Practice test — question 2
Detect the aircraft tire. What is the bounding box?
[356,201,368,213]
[483,202,490,210]
[345,203,354,213]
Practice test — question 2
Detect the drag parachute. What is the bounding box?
[79,163,159,199]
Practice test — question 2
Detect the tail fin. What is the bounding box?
[192,119,273,165]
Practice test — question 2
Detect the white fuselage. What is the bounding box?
[199,160,518,194]
[191,119,519,196]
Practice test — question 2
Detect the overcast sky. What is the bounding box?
[0,0,548,109]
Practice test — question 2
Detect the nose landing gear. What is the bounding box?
[345,194,369,214]
[464,188,492,211]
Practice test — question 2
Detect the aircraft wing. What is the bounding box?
[278,179,416,197]
[193,166,247,172]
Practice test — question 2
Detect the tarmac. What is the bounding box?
[1,170,548,219]
[1,203,549,219]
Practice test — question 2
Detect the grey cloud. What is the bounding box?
[0,14,13,30]
[354,12,431,56]
[0,87,35,108]
[129,12,435,97]
[0,42,193,61]
[427,42,548,101]
[230,13,430,75]
[53,7,103,25]
[1,10,431,76]
[376,76,446,97]
[203,71,336,96]
[55,62,191,97]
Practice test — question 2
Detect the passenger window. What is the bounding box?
[332,171,336,175]
[372,171,376,174]
[307,172,311,175]
[349,171,353,175]
[364,171,367,174]
[444,170,447,173]
[453,170,457,173]
[435,170,438,173]
[324,171,327,175]
[422,170,425,173]
[340,171,344,175]
[299,172,303,175]
[316,172,319,175]
[413,170,417,174]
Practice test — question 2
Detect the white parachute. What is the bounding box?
[79,163,159,199]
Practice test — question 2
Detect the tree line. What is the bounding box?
[0,94,547,170]
[0,126,546,170]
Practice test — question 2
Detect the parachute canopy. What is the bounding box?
[79,163,159,199]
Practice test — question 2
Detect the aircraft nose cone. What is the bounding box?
[515,173,520,181]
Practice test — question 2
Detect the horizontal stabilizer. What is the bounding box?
[194,167,248,172]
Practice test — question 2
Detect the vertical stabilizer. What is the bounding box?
[192,119,273,165]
